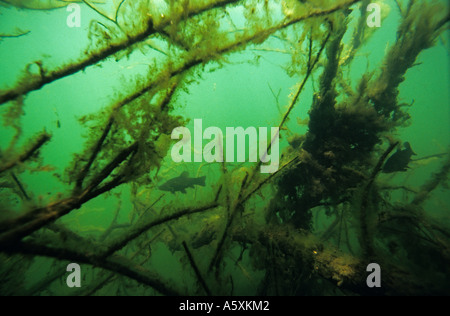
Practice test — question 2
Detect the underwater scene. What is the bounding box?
[0,0,449,296]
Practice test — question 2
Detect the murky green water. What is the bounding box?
[0,0,449,296]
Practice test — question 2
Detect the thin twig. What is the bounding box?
[7,240,181,296]
[81,0,118,25]
[360,142,399,258]
[412,154,450,205]
[0,132,51,174]
[100,201,219,259]
[0,30,31,39]
[182,241,212,296]
[75,119,114,191]
[10,172,31,201]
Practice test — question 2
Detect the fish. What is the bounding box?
[158,171,206,194]
[382,142,417,173]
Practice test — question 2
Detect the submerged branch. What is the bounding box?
[6,240,181,296]
[75,78,179,193]
[1,200,218,295]
[82,142,138,194]
[182,241,212,296]
[10,172,31,201]
[359,142,398,258]
[0,0,362,107]
[2,0,446,297]
[75,229,165,296]
[232,223,423,295]
[412,154,450,206]
[101,201,219,259]
[69,1,361,210]
[244,25,332,191]
[0,30,30,39]
[75,119,114,191]
[0,132,51,174]
[0,142,138,248]
[0,0,244,105]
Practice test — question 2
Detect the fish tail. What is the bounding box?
[197,176,206,187]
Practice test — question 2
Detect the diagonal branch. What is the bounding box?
[100,201,219,259]
[0,143,138,248]
[0,132,51,174]
[0,0,244,105]
[359,141,399,258]
[243,27,332,192]
[182,241,212,296]
[6,240,181,296]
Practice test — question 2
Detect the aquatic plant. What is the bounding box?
[0,0,449,296]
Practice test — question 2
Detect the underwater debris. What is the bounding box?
[0,29,30,40]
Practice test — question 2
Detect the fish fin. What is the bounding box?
[404,142,417,155]
[180,171,189,178]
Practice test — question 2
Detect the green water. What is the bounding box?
[0,0,449,296]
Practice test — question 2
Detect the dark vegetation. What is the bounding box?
[0,0,449,295]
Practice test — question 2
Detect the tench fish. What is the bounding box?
[158,171,206,194]
[382,142,416,173]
